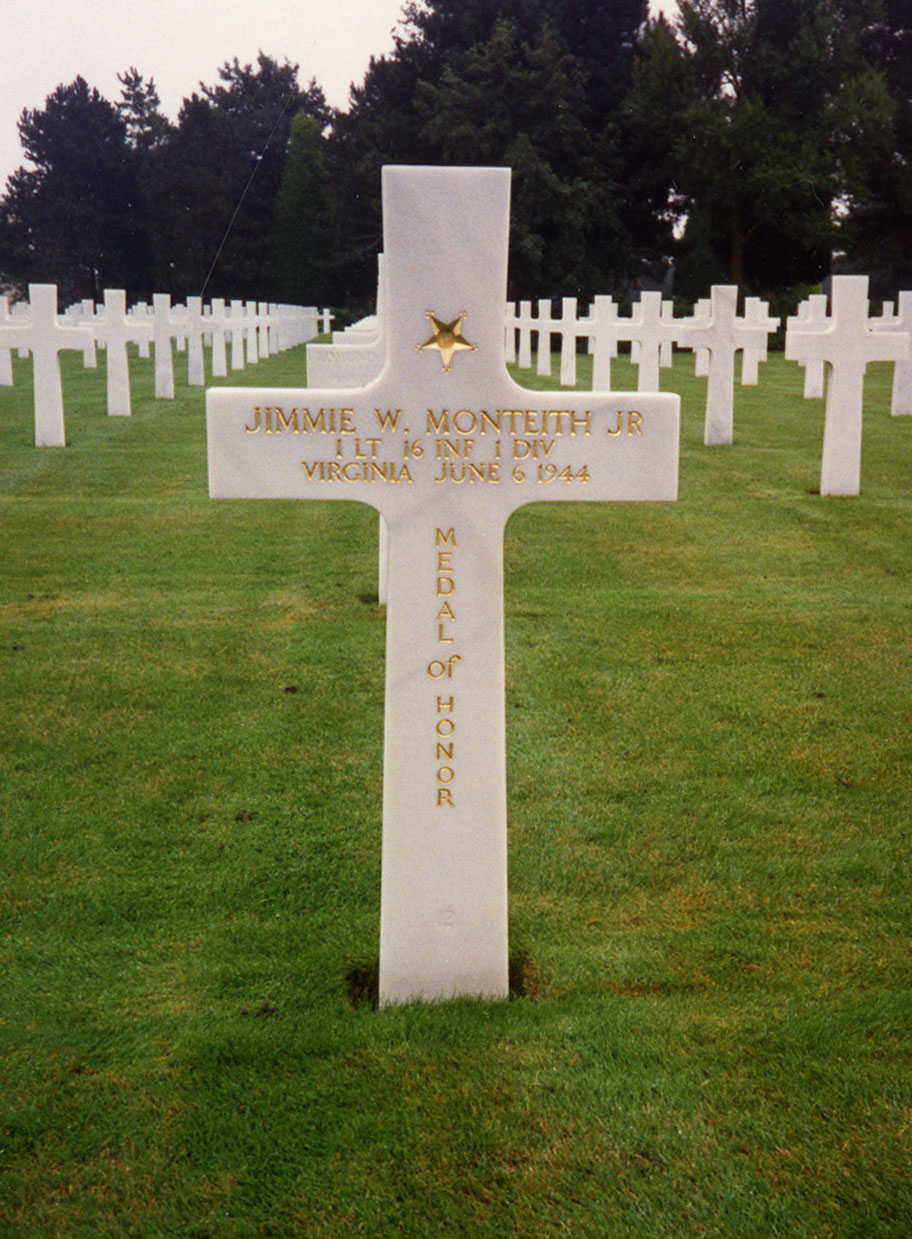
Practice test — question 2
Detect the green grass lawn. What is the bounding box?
[1,343,910,1237]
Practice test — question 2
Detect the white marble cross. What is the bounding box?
[184,296,206,386]
[152,294,176,399]
[207,166,680,1006]
[229,301,246,371]
[878,290,912,416]
[244,300,259,365]
[534,299,554,378]
[790,295,828,398]
[209,299,229,378]
[95,289,152,417]
[675,285,773,445]
[740,297,778,386]
[785,275,910,494]
[0,296,14,386]
[556,298,580,387]
[628,292,675,393]
[515,300,534,369]
[584,295,622,390]
[0,284,92,446]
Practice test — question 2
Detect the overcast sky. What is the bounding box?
[0,0,678,192]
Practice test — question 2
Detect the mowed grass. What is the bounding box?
[0,340,910,1237]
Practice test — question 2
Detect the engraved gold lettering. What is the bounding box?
[437,789,454,806]
[375,408,401,431]
[607,411,623,436]
[628,410,643,436]
[453,409,476,435]
[436,742,454,760]
[436,602,455,621]
[436,529,457,548]
[245,407,263,434]
[275,407,299,433]
[427,655,462,679]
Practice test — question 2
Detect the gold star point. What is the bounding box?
[416,311,477,372]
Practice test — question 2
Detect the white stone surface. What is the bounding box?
[153,294,175,399]
[741,297,778,386]
[207,166,680,1005]
[675,286,774,445]
[584,295,621,390]
[628,292,675,393]
[210,299,229,378]
[2,285,92,446]
[878,291,912,416]
[0,296,14,385]
[785,275,910,495]
[791,295,828,398]
[95,289,152,417]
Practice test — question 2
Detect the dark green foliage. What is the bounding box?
[838,0,912,293]
[0,78,149,303]
[328,0,662,301]
[149,55,330,299]
[266,114,340,305]
[629,0,891,296]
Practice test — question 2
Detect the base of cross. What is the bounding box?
[207,165,681,1005]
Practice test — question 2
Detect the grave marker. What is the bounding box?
[675,286,773,445]
[785,276,910,494]
[0,284,92,446]
[207,166,679,1005]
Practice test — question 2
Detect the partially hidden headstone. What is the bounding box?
[207,166,680,1005]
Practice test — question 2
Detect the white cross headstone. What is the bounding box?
[0,284,92,446]
[132,302,153,358]
[675,286,773,445]
[209,298,229,378]
[152,294,175,399]
[535,300,553,378]
[584,295,622,390]
[207,166,680,1006]
[185,297,205,386]
[229,301,246,371]
[628,292,675,393]
[785,275,910,494]
[95,289,152,417]
[740,297,778,386]
[515,300,534,370]
[790,295,829,398]
[692,299,711,376]
[557,298,580,387]
[79,299,98,369]
[244,300,259,365]
[0,296,14,385]
[878,290,912,416]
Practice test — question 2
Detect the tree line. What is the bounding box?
[0,0,909,312]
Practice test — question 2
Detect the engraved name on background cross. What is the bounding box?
[207,166,680,1006]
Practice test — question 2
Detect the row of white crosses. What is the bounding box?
[0,285,324,446]
[507,287,777,446]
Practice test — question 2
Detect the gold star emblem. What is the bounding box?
[416,311,477,372]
